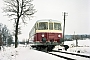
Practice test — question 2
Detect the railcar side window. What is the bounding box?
[49,23,53,30]
[38,22,48,30]
[54,23,61,30]
[36,23,38,30]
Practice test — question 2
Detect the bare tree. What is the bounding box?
[3,0,36,48]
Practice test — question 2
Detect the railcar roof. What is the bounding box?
[36,19,61,23]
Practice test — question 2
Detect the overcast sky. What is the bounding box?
[0,0,90,41]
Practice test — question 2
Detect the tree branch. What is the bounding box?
[19,0,24,17]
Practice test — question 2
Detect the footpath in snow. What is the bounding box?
[0,45,65,60]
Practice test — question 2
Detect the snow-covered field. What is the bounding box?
[0,39,90,60]
[54,39,90,54]
[64,39,90,54]
[64,39,90,47]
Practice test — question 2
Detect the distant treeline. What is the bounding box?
[64,35,90,41]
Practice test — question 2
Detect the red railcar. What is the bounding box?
[34,33,62,43]
[29,19,63,51]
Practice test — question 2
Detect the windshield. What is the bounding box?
[49,23,53,30]
[54,23,61,30]
[38,22,48,30]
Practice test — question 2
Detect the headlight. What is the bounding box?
[42,34,44,37]
[58,34,61,37]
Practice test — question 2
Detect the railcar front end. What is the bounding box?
[29,20,63,51]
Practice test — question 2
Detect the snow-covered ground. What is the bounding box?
[0,39,90,60]
[54,39,90,54]
[64,39,90,54]
[0,45,65,60]
[64,39,90,47]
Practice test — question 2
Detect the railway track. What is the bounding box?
[47,50,90,60]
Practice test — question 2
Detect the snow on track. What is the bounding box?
[49,51,90,60]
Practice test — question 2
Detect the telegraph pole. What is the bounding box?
[63,12,68,45]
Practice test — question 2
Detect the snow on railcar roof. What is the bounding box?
[36,19,61,23]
